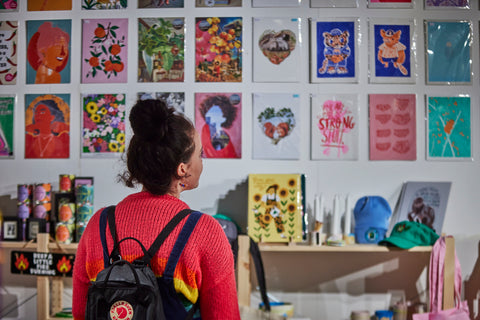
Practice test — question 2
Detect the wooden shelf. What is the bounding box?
[0,241,78,252]
[257,243,433,253]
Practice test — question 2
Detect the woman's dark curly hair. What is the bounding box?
[199,95,237,129]
[118,99,195,195]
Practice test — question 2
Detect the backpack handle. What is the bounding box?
[102,259,141,288]
[110,237,149,264]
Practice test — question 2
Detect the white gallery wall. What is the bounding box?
[0,1,479,319]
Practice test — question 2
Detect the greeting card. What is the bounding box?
[137,92,185,113]
[196,0,241,6]
[195,92,242,159]
[25,94,70,159]
[310,18,358,83]
[81,94,126,158]
[139,0,183,7]
[252,93,300,160]
[0,95,14,158]
[310,0,357,7]
[138,18,185,83]
[253,17,301,83]
[369,94,416,161]
[82,19,128,83]
[82,0,127,9]
[27,0,71,10]
[253,0,300,6]
[0,21,17,85]
[369,19,414,84]
[26,20,71,84]
[368,0,413,8]
[311,94,359,160]
[425,0,469,8]
[427,96,471,160]
[195,17,242,82]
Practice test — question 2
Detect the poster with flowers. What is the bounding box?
[0,95,14,158]
[427,96,471,161]
[311,94,359,160]
[139,0,183,7]
[137,92,185,113]
[0,21,17,85]
[27,0,72,10]
[25,94,70,159]
[195,92,242,159]
[138,17,185,82]
[195,17,242,82]
[81,93,126,158]
[253,17,301,83]
[82,19,128,83]
[82,0,127,9]
[252,93,300,160]
[369,94,416,161]
[0,0,18,11]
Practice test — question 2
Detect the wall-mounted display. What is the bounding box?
[138,17,185,83]
[27,0,71,11]
[369,94,416,161]
[82,18,128,84]
[0,20,17,85]
[25,94,70,159]
[137,92,185,113]
[81,93,126,158]
[310,18,358,83]
[82,0,127,9]
[253,17,301,83]
[426,96,471,161]
[139,0,183,7]
[425,20,472,85]
[369,18,415,84]
[195,92,242,159]
[310,0,357,7]
[311,94,359,160]
[0,95,14,158]
[252,93,300,160]
[26,20,71,84]
[195,17,243,82]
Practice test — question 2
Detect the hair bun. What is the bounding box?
[130,99,173,141]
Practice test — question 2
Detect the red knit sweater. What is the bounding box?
[72,192,240,319]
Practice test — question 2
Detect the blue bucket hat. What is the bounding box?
[354,196,392,244]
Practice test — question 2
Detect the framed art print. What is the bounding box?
[252,93,301,160]
[369,18,415,84]
[368,0,413,8]
[26,20,72,84]
[425,0,469,9]
[310,18,358,83]
[253,17,301,83]
[137,92,185,113]
[2,217,22,241]
[0,0,18,11]
[369,94,416,161]
[0,95,14,158]
[196,0,242,6]
[82,18,128,84]
[0,21,18,85]
[195,92,242,159]
[25,94,70,159]
[81,93,126,158]
[26,218,46,241]
[426,96,471,161]
[27,0,71,10]
[425,20,472,84]
[195,17,242,82]
[139,0,183,7]
[82,0,127,9]
[138,17,185,83]
[311,94,359,160]
[310,0,357,7]
[253,0,301,7]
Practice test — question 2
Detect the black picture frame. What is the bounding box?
[26,218,46,241]
[2,217,23,241]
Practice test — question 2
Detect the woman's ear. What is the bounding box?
[176,162,187,177]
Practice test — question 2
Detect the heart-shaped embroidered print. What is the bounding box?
[258,107,295,145]
[258,29,296,65]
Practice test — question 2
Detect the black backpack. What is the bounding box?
[86,206,201,320]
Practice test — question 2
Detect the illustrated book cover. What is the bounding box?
[253,17,301,83]
[248,173,306,243]
[0,21,17,85]
[252,92,301,160]
[311,94,359,160]
[391,181,451,235]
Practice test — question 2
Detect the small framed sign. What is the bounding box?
[2,217,23,241]
[26,218,46,241]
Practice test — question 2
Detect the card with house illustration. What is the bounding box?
[195,92,242,159]
[196,0,241,6]
[139,0,183,7]
[252,0,300,7]
[195,17,242,82]
[311,94,359,160]
[252,93,300,160]
[81,93,126,158]
[26,20,72,84]
[253,17,302,83]
[82,0,127,9]
[310,18,358,83]
[138,17,185,83]
[248,173,305,243]
[0,21,17,85]
[425,20,472,84]
[369,18,415,84]
[82,18,128,84]
[426,96,471,161]
[0,95,14,158]
[310,0,358,7]
[137,92,185,113]
[368,0,413,8]
[27,0,72,10]
[369,94,416,161]
[25,94,70,159]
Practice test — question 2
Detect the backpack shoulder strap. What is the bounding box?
[100,206,115,267]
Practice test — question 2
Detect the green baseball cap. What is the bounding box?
[379,221,439,249]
